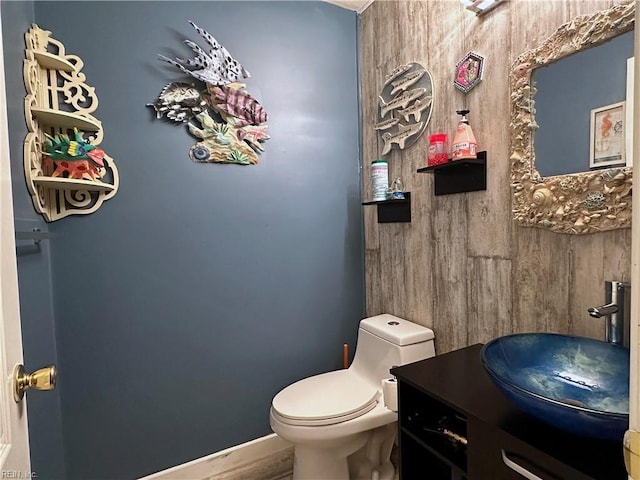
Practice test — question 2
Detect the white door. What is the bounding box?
[624,7,639,479]
[0,11,32,477]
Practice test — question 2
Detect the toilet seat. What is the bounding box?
[272,370,379,426]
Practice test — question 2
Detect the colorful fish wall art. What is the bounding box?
[43,128,107,181]
[376,63,433,156]
[149,22,269,165]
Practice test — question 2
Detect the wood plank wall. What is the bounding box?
[360,0,632,355]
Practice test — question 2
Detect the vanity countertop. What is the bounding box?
[392,343,627,480]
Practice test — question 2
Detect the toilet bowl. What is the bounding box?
[270,314,435,480]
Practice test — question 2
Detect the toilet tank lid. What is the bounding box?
[360,314,434,346]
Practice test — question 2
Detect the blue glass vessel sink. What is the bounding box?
[481,333,629,441]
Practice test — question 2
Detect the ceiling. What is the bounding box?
[324,0,374,13]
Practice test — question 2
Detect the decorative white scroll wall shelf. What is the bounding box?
[23,24,118,222]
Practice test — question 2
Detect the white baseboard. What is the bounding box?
[139,433,294,480]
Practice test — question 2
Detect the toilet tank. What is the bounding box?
[349,314,435,387]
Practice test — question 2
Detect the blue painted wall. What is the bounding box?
[5,2,362,478]
[534,31,633,177]
[2,2,67,478]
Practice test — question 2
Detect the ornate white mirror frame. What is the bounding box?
[510,2,634,234]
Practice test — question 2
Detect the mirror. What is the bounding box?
[510,2,634,234]
[534,31,633,177]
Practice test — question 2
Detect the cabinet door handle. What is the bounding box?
[501,450,545,480]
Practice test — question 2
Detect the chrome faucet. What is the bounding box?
[587,281,630,348]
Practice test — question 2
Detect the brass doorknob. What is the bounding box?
[13,364,57,403]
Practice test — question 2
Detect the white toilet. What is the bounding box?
[270,314,435,480]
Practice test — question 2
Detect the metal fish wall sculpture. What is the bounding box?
[150,22,269,165]
[396,96,432,123]
[376,63,433,155]
[148,82,209,123]
[378,88,427,118]
[158,22,250,86]
[381,122,424,155]
[389,69,425,96]
[209,84,268,127]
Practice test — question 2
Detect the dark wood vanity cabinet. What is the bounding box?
[391,344,627,480]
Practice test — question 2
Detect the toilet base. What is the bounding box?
[293,445,350,480]
[291,424,396,480]
[348,424,396,480]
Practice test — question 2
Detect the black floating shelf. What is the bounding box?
[362,192,411,223]
[417,151,487,195]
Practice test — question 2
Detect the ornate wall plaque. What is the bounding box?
[376,63,433,156]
